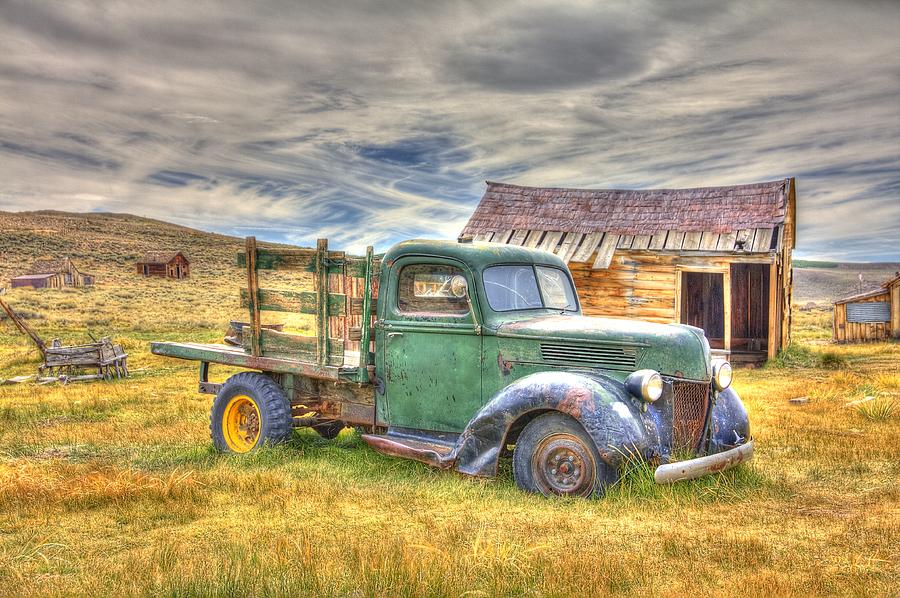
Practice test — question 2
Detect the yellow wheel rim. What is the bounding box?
[222,395,261,452]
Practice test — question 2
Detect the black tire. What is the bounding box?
[513,412,618,498]
[313,420,346,440]
[210,372,293,453]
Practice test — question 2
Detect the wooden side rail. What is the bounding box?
[241,237,378,377]
[240,288,346,316]
[237,246,370,278]
[240,327,344,366]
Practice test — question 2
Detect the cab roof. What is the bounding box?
[382,239,567,270]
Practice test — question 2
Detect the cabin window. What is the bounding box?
[846,302,890,323]
[397,264,469,315]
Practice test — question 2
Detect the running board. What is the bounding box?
[361,434,457,469]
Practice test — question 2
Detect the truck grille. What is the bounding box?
[540,343,637,369]
[671,381,710,452]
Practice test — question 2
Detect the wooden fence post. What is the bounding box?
[246,237,261,357]
[316,239,329,366]
[357,246,374,384]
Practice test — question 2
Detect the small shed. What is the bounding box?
[14,257,94,288]
[136,251,190,279]
[11,273,63,289]
[460,178,797,364]
[833,272,899,342]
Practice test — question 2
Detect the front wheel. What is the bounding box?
[210,372,293,453]
[513,412,618,497]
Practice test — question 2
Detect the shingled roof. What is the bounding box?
[460,178,796,268]
[137,251,187,265]
[462,179,791,237]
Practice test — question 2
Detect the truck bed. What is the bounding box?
[151,341,361,383]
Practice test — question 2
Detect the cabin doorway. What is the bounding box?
[679,271,725,349]
[730,264,770,355]
[677,263,772,363]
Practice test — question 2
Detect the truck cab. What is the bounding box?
[152,237,753,498]
[364,240,753,496]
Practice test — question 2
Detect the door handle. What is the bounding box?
[387,332,404,338]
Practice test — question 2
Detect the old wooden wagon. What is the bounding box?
[0,295,128,382]
[460,179,797,365]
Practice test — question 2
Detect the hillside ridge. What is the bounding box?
[2,210,898,303]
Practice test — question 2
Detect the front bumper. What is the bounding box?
[654,440,754,484]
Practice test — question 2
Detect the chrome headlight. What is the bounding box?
[625,369,664,402]
[712,360,733,391]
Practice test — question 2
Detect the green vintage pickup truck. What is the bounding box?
[152,236,753,497]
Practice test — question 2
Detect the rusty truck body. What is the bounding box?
[151,237,753,497]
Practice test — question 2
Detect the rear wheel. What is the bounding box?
[210,372,292,453]
[513,412,617,497]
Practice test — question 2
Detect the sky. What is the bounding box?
[0,0,898,260]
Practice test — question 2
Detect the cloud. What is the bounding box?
[0,0,897,260]
[441,7,652,91]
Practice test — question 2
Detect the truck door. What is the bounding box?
[380,257,482,433]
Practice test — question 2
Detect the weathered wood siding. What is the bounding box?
[891,280,900,339]
[570,250,784,357]
[569,252,678,323]
[833,291,891,343]
[137,255,190,279]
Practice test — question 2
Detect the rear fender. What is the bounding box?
[454,371,652,477]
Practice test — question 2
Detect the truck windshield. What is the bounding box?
[483,265,578,312]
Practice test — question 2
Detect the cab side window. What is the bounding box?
[397,264,469,316]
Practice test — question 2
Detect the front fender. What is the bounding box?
[454,371,653,477]
[709,387,751,454]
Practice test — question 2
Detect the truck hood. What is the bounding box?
[496,315,711,381]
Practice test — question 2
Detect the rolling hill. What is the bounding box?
[2,209,897,307]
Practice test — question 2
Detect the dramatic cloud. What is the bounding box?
[0,0,897,259]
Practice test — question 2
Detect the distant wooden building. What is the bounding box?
[136,251,190,279]
[833,273,899,342]
[460,179,797,363]
[11,273,63,289]
[11,257,94,288]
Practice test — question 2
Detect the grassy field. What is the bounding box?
[1,212,898,597]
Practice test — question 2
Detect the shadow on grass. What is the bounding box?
[36,428,783,507]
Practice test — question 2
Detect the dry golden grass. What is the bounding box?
[1,213,898,596]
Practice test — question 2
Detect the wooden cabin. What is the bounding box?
[136,251,190,279]
[460,179,797,364]
[11,273,63,289]
[833,272,899,342]
[11,257,94,288]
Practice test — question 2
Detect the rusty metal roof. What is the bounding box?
[834,288,890,305]
[12,273,57,281]
[461,179,792,237]
[137,251,188,265]
[882,272,900,289]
